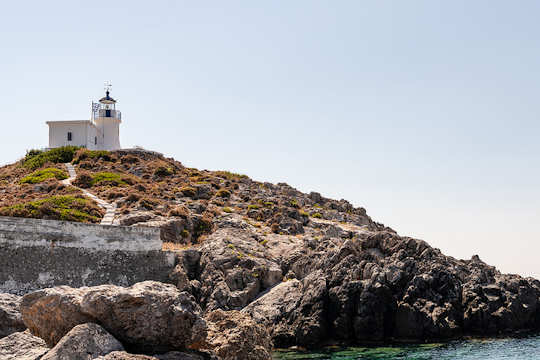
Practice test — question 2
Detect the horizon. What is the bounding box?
[1,1,539,278]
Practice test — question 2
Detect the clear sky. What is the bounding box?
[1,1,539,277]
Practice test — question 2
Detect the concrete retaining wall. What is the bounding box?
[0,216,176,295]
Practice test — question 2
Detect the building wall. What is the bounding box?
[94,117,121,150]
[47,121,92,148]
[0,216,176,295]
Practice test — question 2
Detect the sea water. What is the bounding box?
[272,334,540,359]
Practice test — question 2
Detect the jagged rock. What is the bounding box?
[0,330,49,360]
[198,227,282,311]
[243,280,303,346]
[117,211,155,226]
[203,310,272,360]
[41,323,124,360]
[0,293,26,338]
[21,281,207,353]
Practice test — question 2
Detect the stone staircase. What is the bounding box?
[63,163,117,225]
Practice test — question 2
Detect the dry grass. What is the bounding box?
[162,242,192,251]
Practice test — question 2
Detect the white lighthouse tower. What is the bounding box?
[93,85,122,150]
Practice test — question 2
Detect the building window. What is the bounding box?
[67,132,72,142]
[95,137,97,145]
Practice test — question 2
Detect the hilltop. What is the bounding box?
[1,147,540,356]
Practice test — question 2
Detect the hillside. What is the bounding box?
[1,147,540,352]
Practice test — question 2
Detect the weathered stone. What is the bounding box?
[41,323,124,360]
[203,310,272,360]
[0,330,49,360]
[21,286,95,347]
[21,282,207,353]
[0,293,25,338]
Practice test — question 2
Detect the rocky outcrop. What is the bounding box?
[20,281,206,353]
[195,224,283,311]
[0,330,49,360]
[202,310,272,360]
[0,293,26,338]
[41,323,124,360]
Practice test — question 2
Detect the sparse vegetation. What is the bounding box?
[312,212,323,219]
[0,195,103,223]
[178,186,197,198]
[72,149,113,164]
[216,189,231,198]
[23,146,80,170]
[20,168,68,184]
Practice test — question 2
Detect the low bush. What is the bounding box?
[0,195,103,223]
[215,189,231,198]
[169,206,189,217]
[214,171,248,180]
[154,166,174,177]
[20,168,68,184]
[178,186,196,198]
[23,146,80,170]
[312,212,323,219]
[72,149,113,164]
[91,172,129,187]
[139,197,161,210]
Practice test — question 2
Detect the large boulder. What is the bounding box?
[21,281,207,353]
[202,310,272,360]
[41,323,124,360]
[0,330,49,360]
[0,293,26,338]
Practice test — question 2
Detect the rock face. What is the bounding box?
[20,281,206,353]
[0,293,26,338]
[0,330,49,360]
[203,310,273,360]
[41,323,124,360]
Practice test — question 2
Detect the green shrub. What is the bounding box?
[154,166,174,177]
[72,149,113,164]
[178,186,196,198]
[223,207,233,213]
[312,212,323,219]
[0,195,102,223]
[216,189,231,198]
[23,146,80,170]
[20,168,68,184]
[214,171,248,180]
[90,172,129,187]
[248,204,261,210]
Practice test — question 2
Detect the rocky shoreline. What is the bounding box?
[1,149,540,359]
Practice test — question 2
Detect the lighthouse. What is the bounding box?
[46,85,122,151]
[93,87,122,150]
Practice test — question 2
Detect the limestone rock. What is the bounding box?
[41,323,124,360]
[203,309,272,360]
[0,293,26,338]
[20,286,94,346]
[21,281,207,353]
[0,330,49,360]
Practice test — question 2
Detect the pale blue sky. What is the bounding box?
[1,1,539,277]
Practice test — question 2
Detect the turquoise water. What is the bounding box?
[273,335,540,359]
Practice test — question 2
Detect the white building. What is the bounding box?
[47,90,122,150]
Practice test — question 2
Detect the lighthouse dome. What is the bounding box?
[99,90,116,104]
